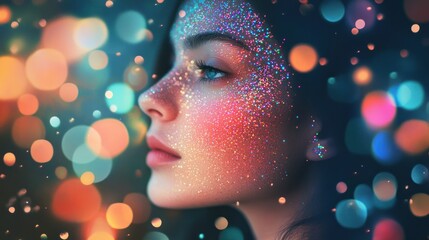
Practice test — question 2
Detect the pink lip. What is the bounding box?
[146,136,181,168]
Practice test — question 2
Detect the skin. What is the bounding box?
[139,0,321,238]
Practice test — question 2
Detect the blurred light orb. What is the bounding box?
[88,50,108,70]
[61,125,101,162]
[89,118,129,158]
[123,193,151,223]
[3,152,16,167]
[335,199,367,228]
[373,172,397,202]
[151,218,162,228]
[404,0,429,23]
[72,155,112,183]
[394,119,429,154]
[105,83,135,114]
[106,203,133,229]
[355,19,366,29]
[411,164,428,184]
[26,48,68,91]
[289,44,318,73]
[88,232,114,240]
[320,0,345,22]
[115,11,147,44]
[361,91,396,129]
[142,232,169,240]
[55,166,68,180]
[93,110,102,119]
[0,56,27,100]
[0,6,12,24]
[72,141,98,164]
[12,116,46,148]
[124,64,148,91]
[409,193,429,217]
[411,23,420,33]
[336,181,348,194]
[30,139,54,163]
[346,0,376,30]
[353,66,372,85]
[52,178,101,222]
[80,171,95,185]
[50,116,61,128]
[17,94,39,116]
[41,16,85,62]
[59,232,69,240]
[74,18,108,50]
[371,131,402,165]
[354,184,374,211]
[215,217,229,230]
[219,227,244,240]
[59,83,79,102]
[134,55,144,65]
[372,219,404,240]
[396,80,424,110]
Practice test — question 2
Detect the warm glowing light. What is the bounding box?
[8,207,15,213]
[52,178,101,222]
[88,232,114,240]
[59,83,79,102]
[400,49,408,58]
[351,28,359,35]
[350,57,359,65]
[17,94,39,116]
[134,56,144,65]
[336,182,348,194]
[41,16,85,62]
[179,10,186,18]
[394,120,429,154]
[355,19,366,29]
[215,217,228,230]
[74,18,108,50]
[59,232,69,240]
[124,64,148,91]
[289,44,318,73]
[367,43,375,50]
[89,118,129,158]
[30,139,54,163]
[361,91,396,129]
[3,152,16,167]
[0,56,27,100]
[372,219,404,240]
[123,193,151,223]
[105,0,113,8]
[26,48,68,91]
[88,50,108,70]
[55,166,68,180]
[106,203,133,229]
[411,23,420,33]
[12,116,46,148]
[409,193,429,217]
[353,66,372,85]
[80,171,95,185]
[373,172,397,201]
[0,6,12,24]
[278,197,287,204]
[151,218,162,228]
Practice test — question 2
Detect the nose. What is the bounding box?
[138,79,179,122]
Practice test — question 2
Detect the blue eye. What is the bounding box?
[195,60,228,82]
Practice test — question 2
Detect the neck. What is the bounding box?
[235,168,320,240]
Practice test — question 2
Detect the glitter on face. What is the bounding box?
[139,0,316,208]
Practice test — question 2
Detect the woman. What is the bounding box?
[139,0,335,239]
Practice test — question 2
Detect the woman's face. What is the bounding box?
[139,0,314,208]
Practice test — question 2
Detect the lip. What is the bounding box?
[146,136,181,168]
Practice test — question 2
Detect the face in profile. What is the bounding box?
[139,0,315,209]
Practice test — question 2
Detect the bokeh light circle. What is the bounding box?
[89,118,129,158]
[354,184,374,211]
[320,0,345,22]
[61,125,101,162]
[372,172,397,202]
[124,64,148,91]
[394,119,429,154]
[0,6,12,24]
[335,199,367,228]
[409,193,429,217]
[289,44,318,73]
[105,83,135,114]
[88,232,114,240]
[411,164,428,184]
[17,94,39,116]
[30,139,54,163]
[371,131,402,165]
[26,48,68,90]
[115,11,147,44]
[106,203,133,229]
[353,66,372,85]
[72,156,112,183]
[361,91,396,129]
[59,83,79,102]
[74,18,108,50]
[372,219,404,240]
[404,0,429,23]
[88,50,108,70]
[396,80,424,110]
[52,178,101,222]
[50,116,61,128]
[3,152,16,167]
[0,56,27,100]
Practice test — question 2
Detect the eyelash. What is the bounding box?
[194,60,229,82]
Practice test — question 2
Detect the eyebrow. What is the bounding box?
[184,32,250,51]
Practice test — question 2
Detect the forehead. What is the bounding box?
[170,0,269,51]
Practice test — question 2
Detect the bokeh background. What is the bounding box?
[0,0,429,239]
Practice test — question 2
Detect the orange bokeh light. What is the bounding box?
[52,178,101,222]
[88,232,114,240]
[26,48,68,91]
[30,139,54,163]
[0,6,11,24]
[59,82,79,102]
[409,193,429,217]
[0,56,27,100]
[395,120,429,154]
[353,66,372,85]
[12,116,46,148]
[106,203,133,229]
[289,44,318,73]
[88,118,129,158]
[3,152,16,166]
[41,16,86,62]
[17,93,39,115]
